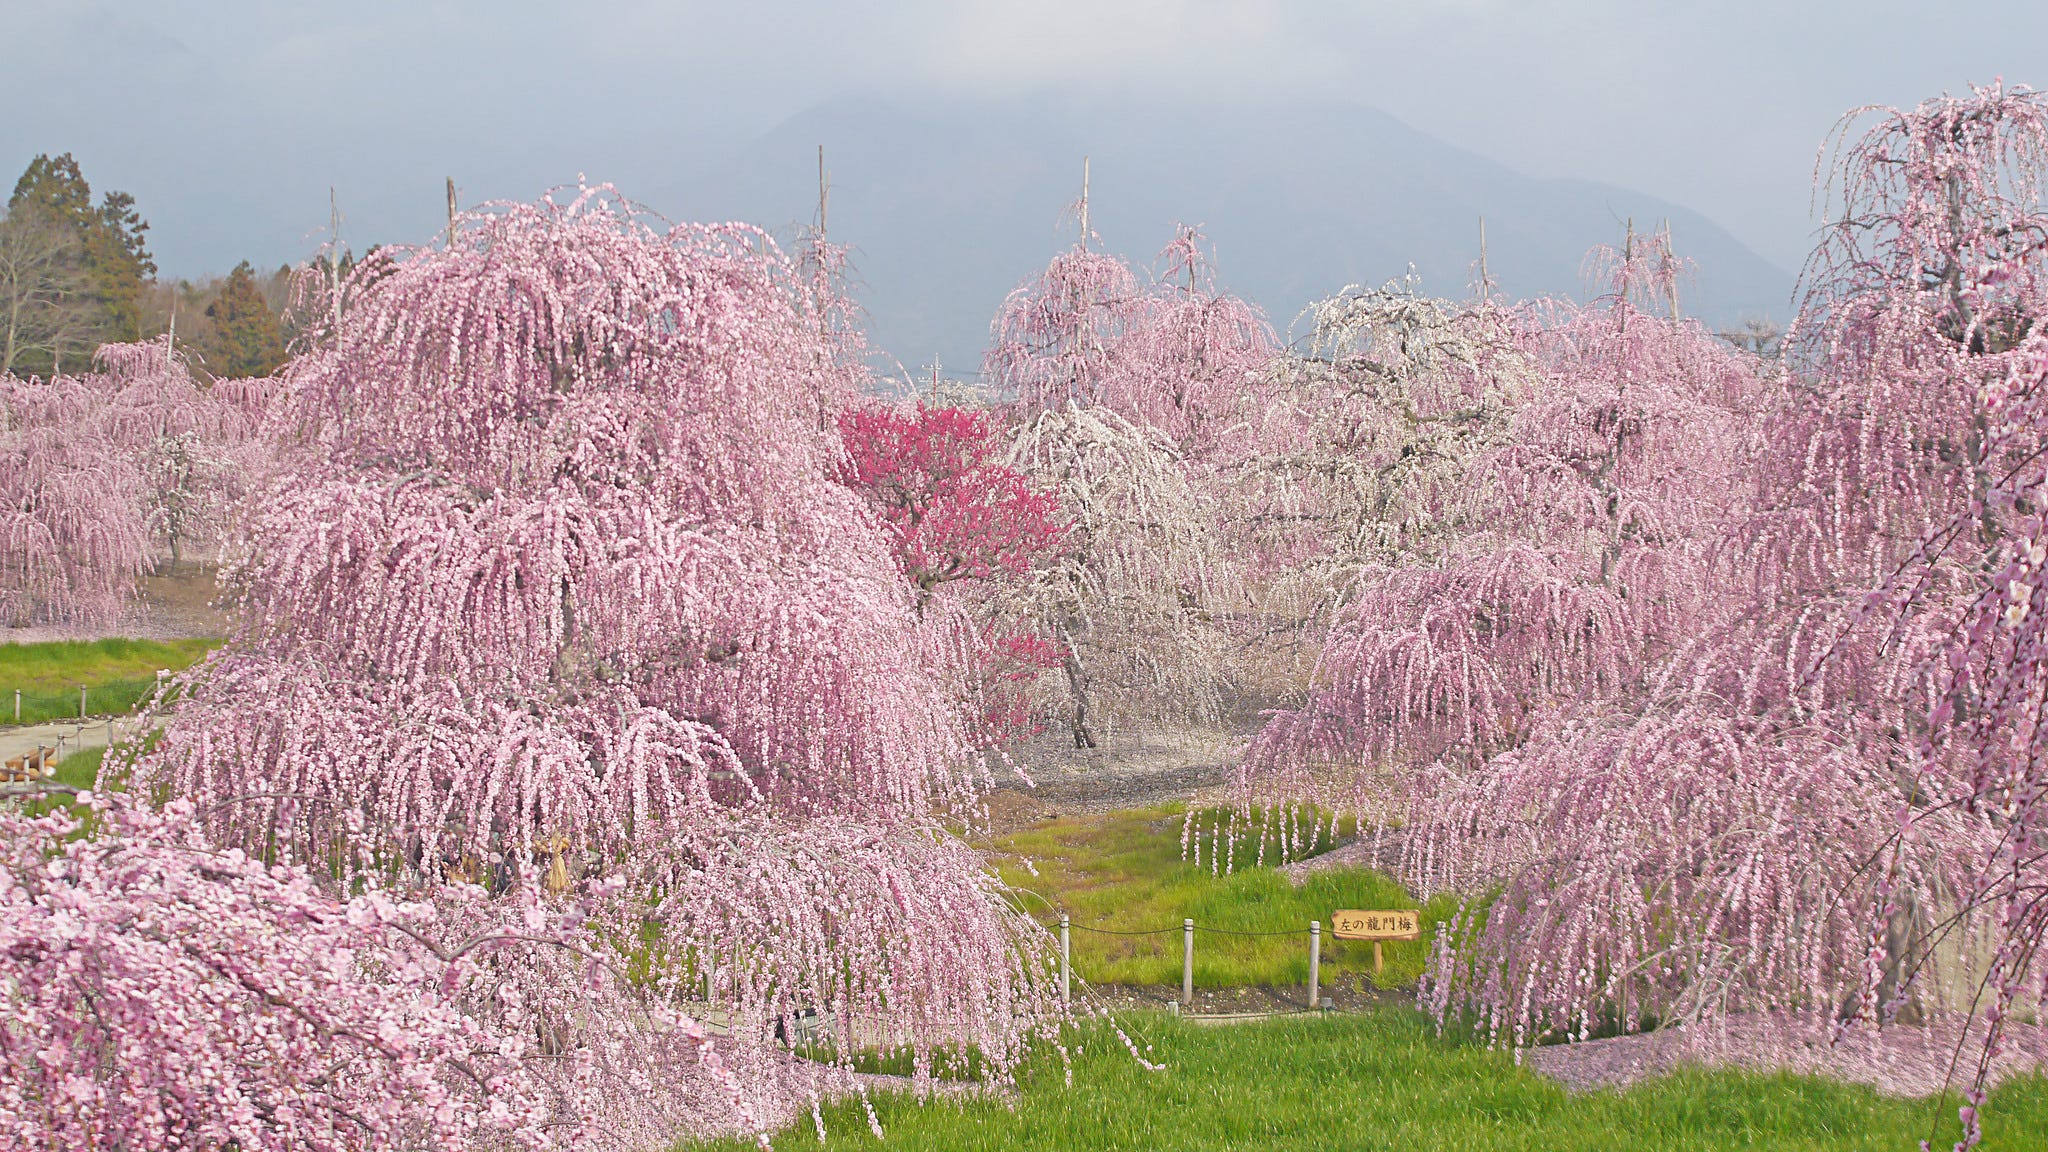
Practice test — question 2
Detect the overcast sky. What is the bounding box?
[5,0,2046,278]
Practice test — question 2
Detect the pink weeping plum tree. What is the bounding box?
[1240,83,2048,1149]
[1243,231,1767,816]
[122,187,1062,1146]
[0,371,148,627]
[1788,81,2048,1147]
[94,337,270,571]
[0,338,266,627]
[0,783,779,1152]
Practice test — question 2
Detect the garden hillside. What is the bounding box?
[3,82,2047,1152]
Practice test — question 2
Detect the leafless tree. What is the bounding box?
[0,207,93,377]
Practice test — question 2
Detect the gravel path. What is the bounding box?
[983,724,1247,829]
[0,716,134,769]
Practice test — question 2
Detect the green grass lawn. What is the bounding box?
[987,805,1455,989]
[0,638,219,725]
[693,1010,2048,1152]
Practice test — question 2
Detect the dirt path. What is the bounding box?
[3,565,231,644]
[1520,1014,2048,1099]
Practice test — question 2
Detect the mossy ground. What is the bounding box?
[987,805,1452,989]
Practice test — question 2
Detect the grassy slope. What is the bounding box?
[987,806,1455,988]
[695,1011,2048,1152]
[0,638,219,724]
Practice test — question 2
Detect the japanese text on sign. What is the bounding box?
[1331,909,1421,940]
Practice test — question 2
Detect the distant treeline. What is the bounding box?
[0,153,294,380]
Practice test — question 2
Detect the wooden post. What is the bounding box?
[446,178,457,247]
[817,145,830,241]
[1373,941,1384,975]
[1059,914,1071,1004]
[79,686,87,719]
[14,689,20,723]
[1181,918,1194,1007]
[1478,216,1490,302]
[1663,219,1681,320]
[1079,156,1091,250]
[1308,921,1321,1011]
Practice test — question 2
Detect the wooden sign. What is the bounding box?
[1331,909,1421,940]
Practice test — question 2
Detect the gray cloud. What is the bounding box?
[5,1,2043,282]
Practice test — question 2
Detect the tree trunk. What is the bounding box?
[1056,616,1096,749]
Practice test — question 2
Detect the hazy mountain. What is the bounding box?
[650,95,1796,377]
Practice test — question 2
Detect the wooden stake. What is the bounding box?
[1478,215,1490,301]
[1182,918,1194,1007]
[817,145,830,241]
[1079,156,1091,250]
[446,177,457,247]
[1663,218,1681,320]
[1059,914,1071,1004]
[1373,941,1383,974]
[1308,921,1321,1011]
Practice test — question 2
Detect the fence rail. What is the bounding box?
[1049,914,1345,1014]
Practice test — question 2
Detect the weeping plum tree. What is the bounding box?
[94,337,268,571]
[1,791,553,1152]
[1790,82,2048,1147]
[1236,228,2005,1061]
[990,226,1288,741]
[1244,233,1765,813]
[0,370,147,627]
[0,782,784,1152]
[129,188,1062,1145]
[0,337,266,626]
[1239,89,2048,1149]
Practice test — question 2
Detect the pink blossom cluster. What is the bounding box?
[0,792,554,1151]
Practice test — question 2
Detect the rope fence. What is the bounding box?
[1050,914,1342,1016]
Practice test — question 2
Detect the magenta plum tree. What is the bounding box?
[838,401,1067,600]
[837,400,1068,744]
